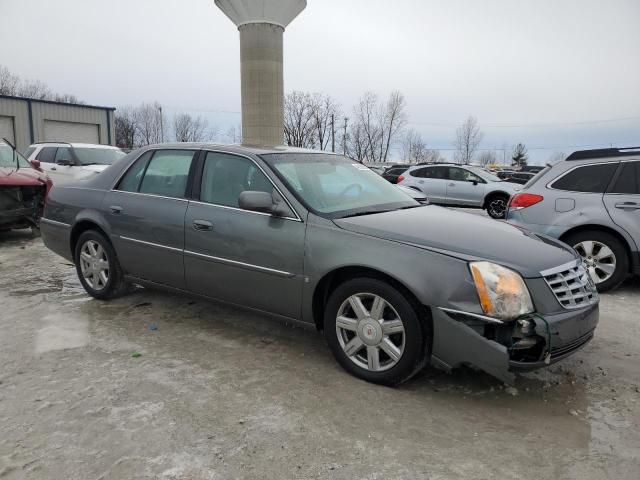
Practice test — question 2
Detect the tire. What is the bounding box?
[323,277,430,386]
[485,194,509,219]
[74,230,129,300]
[564,230,629,292]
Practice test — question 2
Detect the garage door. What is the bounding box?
[0,116,15,144]
[44,120,99,144]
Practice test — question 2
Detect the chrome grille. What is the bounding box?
[541,260,598,310]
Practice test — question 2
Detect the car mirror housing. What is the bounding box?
[30,159,42,171]
[238,191,277,214]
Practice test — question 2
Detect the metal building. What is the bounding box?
[0,95,115,153]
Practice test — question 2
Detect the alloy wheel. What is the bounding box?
[79,240,110,291]
[335,293,406,372]
[488,198,507,218]
[573,240,617,284]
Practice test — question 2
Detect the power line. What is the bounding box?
[409,115,640,129]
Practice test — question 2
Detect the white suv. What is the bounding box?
[23,143,125,184]
[398,163,521,219]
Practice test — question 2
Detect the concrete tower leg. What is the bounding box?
[239,23,284,146]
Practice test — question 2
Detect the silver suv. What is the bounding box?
[398,163,520,219]
[507,147,640,292]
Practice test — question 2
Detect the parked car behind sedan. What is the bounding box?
[398,163,520,218]
[41,144,598,386]
[381,164,409,184]
[0,140,51,232]
[23,142,125,185]
[507,147,640,292]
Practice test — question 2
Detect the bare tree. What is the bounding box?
[311,93,341,151]
[379,91,407,162]
[454,116,483,164]
[173,113,211,142]
[115,106,138,150]
[135,102,165,146]
[284,91,317,148]
[18,79,52,100]
[225,124,241,144]
[0,65,20,95]
[478,150,497,167]
[401,129,426,163]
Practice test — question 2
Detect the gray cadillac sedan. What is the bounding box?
[40,144,599,385]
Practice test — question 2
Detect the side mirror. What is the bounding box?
[30,159,42,171]
[238,191,277,214]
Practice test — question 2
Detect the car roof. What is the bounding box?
[137,143,344,157]
[29,142,122,150]
[565,147,640,162]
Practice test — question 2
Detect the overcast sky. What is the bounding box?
[1,0,639,163]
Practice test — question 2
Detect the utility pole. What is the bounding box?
[331,114,335,152]
[159,106,164,143]
[342,117,348,155]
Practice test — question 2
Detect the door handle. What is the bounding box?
[418,180,424,184]
[193,220,213,231]
[615,202,640,210]
[110,205,123,214]
[448,183,455,187]
[51,166,57,171]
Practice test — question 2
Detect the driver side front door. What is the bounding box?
[446,167,486,206]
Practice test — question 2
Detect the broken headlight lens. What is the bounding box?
[469,261,534,321]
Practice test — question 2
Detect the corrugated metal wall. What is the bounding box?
[0,95,114,153]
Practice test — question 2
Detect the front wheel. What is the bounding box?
[323,278,430,386]
[486,194,509,219]
[74,230,129,300]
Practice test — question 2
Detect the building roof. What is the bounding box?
[0,94,116,111]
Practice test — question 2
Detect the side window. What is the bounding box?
[426,167,448,179]
[200,152,273,208]
[609,162,640,195]
[37,147,57,163]
[410,167,428,178]
[551,163,618,193]
[54,147,74,164]
[448,167,468,181]
[138,150,194,198]
[116,151,153,192]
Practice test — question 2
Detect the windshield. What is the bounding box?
[73,147,125,166]
[261,153,417,218]
[467,166,501,182]
[0,144,31,168]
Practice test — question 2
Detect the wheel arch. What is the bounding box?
[70,219,110,258]
[482,190,511,209]
[560,224,634,273]
[311,265,430,332]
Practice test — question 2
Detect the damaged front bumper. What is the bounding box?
[0,185,46,229]
[430,303,599,384]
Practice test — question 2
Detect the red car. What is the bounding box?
[1,140,52,232]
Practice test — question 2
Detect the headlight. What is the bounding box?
[469,261,534,321]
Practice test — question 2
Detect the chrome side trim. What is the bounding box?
[188,200,300,222]
[438,307,505,324]
[119,236,183,253]
[40,218,71,228]
[184,249,294,278]
[109,190,189,203]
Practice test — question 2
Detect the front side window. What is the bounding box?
[200,152,273,208]
[551,163,618,193]
[449,167,482,183]
[262,153,416,217]
[137,150,194,198]
[37,147,57,163]
[609,162,640,195]
[55,147,75,164]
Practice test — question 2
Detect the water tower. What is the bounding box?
[214,0,307,146]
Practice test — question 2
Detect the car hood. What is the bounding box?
[333,206,577,278]
[0,166,48,187]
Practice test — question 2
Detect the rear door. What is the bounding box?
[604,160,640,251]
[184,151,305,319]
[35,146,59,180]
[445,167,485,206]
[410,166,448,203]
[102,149,197,288]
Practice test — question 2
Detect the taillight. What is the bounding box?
[508,193,543,210]
[396,175,405,184]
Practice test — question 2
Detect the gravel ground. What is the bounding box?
[1,229,639,480]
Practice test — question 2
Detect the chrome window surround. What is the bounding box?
[545,161,619,193]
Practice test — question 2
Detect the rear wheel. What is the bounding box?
[485,194,509,219]
[323,277,430,386]
[564,230,629,292]
[74,230,129,300]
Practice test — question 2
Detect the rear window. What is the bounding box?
[550,163,618,193]
[609,161,640,195]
